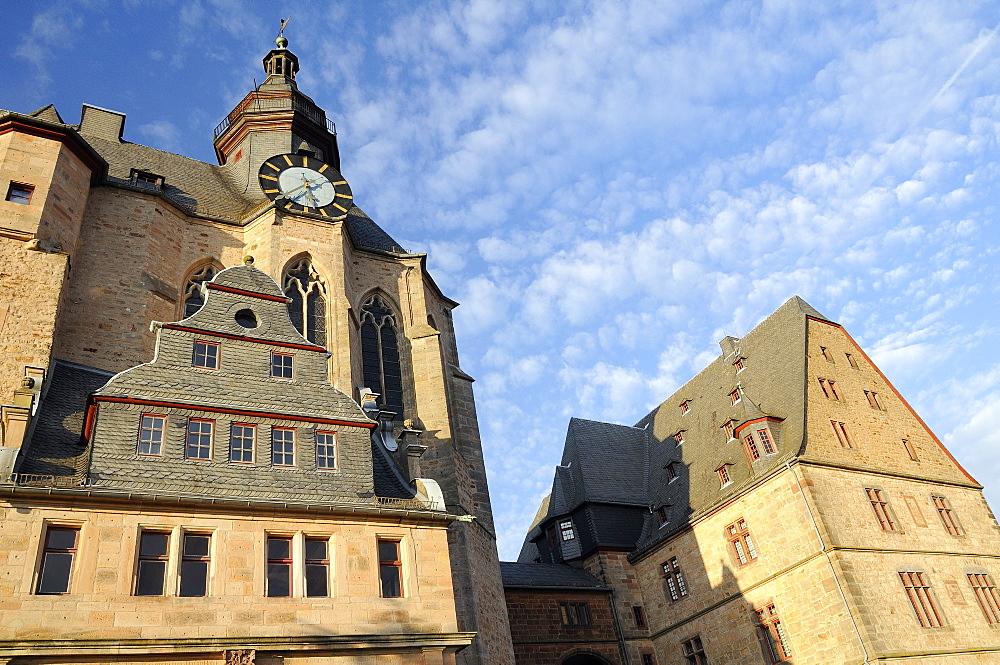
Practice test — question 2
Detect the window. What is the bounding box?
[818,378,843,400]
[229,424,255,464]
[756,603,792,662]
[271,352,293,379]
[743,434,761,462]
[135,531,169,596]
[36,526,79,594]
[186,419,213,460]
[6,182,34,204]
[664,462,678,482]
[846,353,859,369]
[757,429,776,455]
[831,421,854,448]
[679,400,690,414]
[717,465,732,487]
[730,388,741,405]
[179,533,210,597]
[137,414,166,456]
[305,538,330,597]
[316,431,337,469]
[681,636,707,665]
[727,519,757,565]
[656,506,669,526]
[559,602,591,626]
[900,571,944,627]
[272,427,296,466]
[284,257,327,346]
[723,421,735,440]
[674,430,684,445]
[633,605,647,628]
[182,264,217,317]
[968,573,1000,624]
[903,439,919,461]
[821,346,835,362]
[130,169,163,190]
[734,357,745,372]
[932,495,962,536]
[378,539,403,598]
[662,557,688,601]
[865,390,884,410]
[360,294,404,420]
[559,520,576,541]
[865,488,898,531]
[192,340,220,369]
[266,536,292,597]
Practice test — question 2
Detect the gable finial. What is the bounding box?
[275,17,290,48]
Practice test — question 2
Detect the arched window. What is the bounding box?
[283,258,327,346]
[360,294,404,420]
[182,264,218,318]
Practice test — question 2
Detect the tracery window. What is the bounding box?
[359,294,404,419]
[182,264,218,318]
[283,258,327,346]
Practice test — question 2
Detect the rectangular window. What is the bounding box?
[818,378,843,400]
[734,357,745,372]
[656,506,669,526]
[723,421,735,440]
[730,388,741,405]
[633,605,647,628]
[664,463,677,482]
[903,439,919,461]
[316,431,337,469]
[271,352,293,379]
[272,427,296,466]
[559,602,591,626]
[821,346,834,362]
[866,487,898,531]
[932,495,963,536]
[135,531,169,596]
[727,519,757,565]
[266,536,292,597]
[36,526,79,594]
[192,340,220,369]
[130,170,163,190]
[674,430,684,445]
[757,429,775,455]
[846,353,860,369]
[137,414,166,456]
[968,573,1000,624]
[900,571,944,627]
[865,390,884,410]
[831,421,854,448]
[186,419,213,460]
[681,636,707,665]
[179,533,210,597]
[378,539,403,598]
[304,537,329,597]
[229,424,255,464]
[756,603,793,662]
[743,433,761,462]
[679,400,690,414]
[717,465,731,487]
[662,557,688,601]
[6,182,34,205]
[559,520,576,541]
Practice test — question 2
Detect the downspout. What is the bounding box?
[786,461,871,664]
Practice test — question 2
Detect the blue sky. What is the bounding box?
[5,1,1000,560]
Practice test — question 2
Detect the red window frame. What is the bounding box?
[723,421,735,440]
[679,400,690,414]
[185,418,214,460]
[968,573,1000,624]
[272,427,296,467]
[674,430,684,445]
[662,557,688,601]
[229,423,255,464]
[743,434,761,462]
[730,388,740,405]
[137,413,166,456]
[831,421,853,448]
[727,519,757,565]
[900,571,944,627]
[865,487,898,531]
[6,182,34,205]
[733,357,744,372]
[266,535,293,597]
[932,495,962,536]
[756,602,792,662]
[716,465,731,487]
[192,340,220,370]
[757,429,775,455]
[270,351,294,379]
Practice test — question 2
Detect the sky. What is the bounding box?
[4,0,1000,561]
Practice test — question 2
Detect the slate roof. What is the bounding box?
[555,418,648,510]
[499,562,608,590]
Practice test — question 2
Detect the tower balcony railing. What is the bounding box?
[214,92,336,139]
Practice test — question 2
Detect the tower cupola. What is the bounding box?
[262,36,299,82]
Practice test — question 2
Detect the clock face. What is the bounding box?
[258,154,353,218]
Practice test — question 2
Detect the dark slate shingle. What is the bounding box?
[500,562,608,590]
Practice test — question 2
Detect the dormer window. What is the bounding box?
[716,465,732,487]
[734,357,745,372]
[664,462,678,482]
[723,421,735,440]
[559,520,576,541]
[680,400,691,414]
[192,340,220,369]
[656,506,669,526]
[130,169,163,191]
[674,430,685,446]
[730,388,741,405]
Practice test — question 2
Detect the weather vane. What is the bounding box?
[275,17,291,48]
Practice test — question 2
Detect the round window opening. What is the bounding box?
[234,309,258,329]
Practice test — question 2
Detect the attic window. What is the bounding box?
[559,520,576,541]
[679,400,691,414]
[656,507,669,526]
[664,462,678,482]
[723,421,735,440]
[6,182,34,205]
[730,388,741,405]
[716,465,732,487]
[674,430,684,446]
[130,169,163,191]
[734,357,745,372]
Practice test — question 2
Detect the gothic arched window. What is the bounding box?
[182,264,218,318]
[360,295,404,420]
[283,258,327,346]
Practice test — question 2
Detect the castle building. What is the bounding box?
[0,37,513,665]
[513,297,1000,665]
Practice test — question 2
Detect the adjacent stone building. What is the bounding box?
[515,297,1000,664]
[0,37,513,665]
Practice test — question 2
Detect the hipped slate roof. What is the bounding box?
[500,562,608,590]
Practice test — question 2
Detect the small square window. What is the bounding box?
[193,340,220,369]
[271,352,293,379]
[6,182,34,205]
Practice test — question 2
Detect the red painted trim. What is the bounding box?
[206,282,289,302]
[734,416,783,436]
[92,396,375,429]
[807,316,979,485]
[0,120,105,182]
[83,402,98,440]
[162,324,326,352]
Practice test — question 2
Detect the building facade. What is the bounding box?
[517,297,1000,665]
[0,38,513,665]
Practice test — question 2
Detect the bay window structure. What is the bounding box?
[378,539,403,598]
[283,258,326,346]
[35,526,79,595]
[359,295,404,419]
